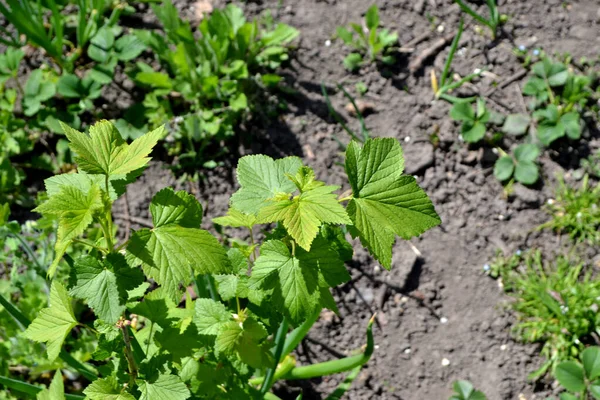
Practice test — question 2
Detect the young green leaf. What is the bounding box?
[23,282,77,361]
[555,361,586,393]
[213,208,257,228]
[502,114,531,136]
[344,139,440,269]
[343,53,363,72]
[533,58,569,87]
[128,189,231,299]
[62,120,165,178]
[450,102,474,122]
[365,5,380,30]
[69,254,144,324]
[194,298,231,335]
[36,371,64,400]
[23,70,56,116]
[34,183,103,277]
[230,155,302,214]
[84,376,136,400]
[494,156,515,182]
[139,373,190,400]
[582,347,600,381]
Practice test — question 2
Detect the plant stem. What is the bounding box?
[121,323,138,387]
[248,355,296,386]
[281,308,320,359]
[72,238,108,254]
[261,318,290,394]
[453,0,493,29]
[104,176,114,250]
[440,18,464,89]
[146,321,154,356]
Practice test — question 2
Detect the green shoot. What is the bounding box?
[453,0,503,39]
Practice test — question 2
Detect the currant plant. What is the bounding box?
[3,120,440,399]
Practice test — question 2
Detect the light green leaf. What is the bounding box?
[249,240,321,324]
[36,371,64,400]
[128,225,230,299]
[139,374,190,400]
[494,156,515,182]
[514,144,540,163]
[114,34,146,61]
[555,361,585,393]
[502,114,531,136]
[450,102,475,122]
[62,120,164,178]
[194,298,231,335]
[215,319,272,368]
[23,282,77,361]
[514,161,539,185]
[345,139,440,269]
[150,187,202,228]
[343,53,362,72]
[212,208,257,228]
[34,183,103,277]
[582,347,600,380]
[230,155,302,214]
[83,376,135,400]
[561,112,581,140]
[461,121,486,143]
[69,254,143,324]
[590,381,600,400]
[257,183,351,250]
[215,321,243,355]
[365,4,380,30]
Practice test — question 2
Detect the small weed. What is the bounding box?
[489,249,600,379]
[540,174,600,245]
[580,150,600,178]
[453,0,503,39]
[335,5,398,72]
[449,380,487,400]
[450,98,490,143]
[494,144,541,185]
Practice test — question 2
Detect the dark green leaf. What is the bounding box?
[555,361,585,393]
[493,156,514,182]
[502,114,530,136]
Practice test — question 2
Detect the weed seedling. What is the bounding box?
[494,143,541,185]
[540,174,600,245]
[450,98,490,142]
[335,4,399,71]
[449,380,487,400]
[490,249,600,380]
[431,19,482,103]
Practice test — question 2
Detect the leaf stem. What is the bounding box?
[72,238,108,254]
[104,175,114,251]
[120,322,138,387]
[261,318,290,394]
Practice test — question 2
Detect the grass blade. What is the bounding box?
[337,84,370,142]
[0,375,85,400]
[321,83,361,143]
[440,18,463,88]
[453,0,493,29]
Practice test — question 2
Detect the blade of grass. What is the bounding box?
[337,84,370,142]
[321,83,361,143]
[440,18,464,89]
[453,0,493,29]
[0,376,85,400]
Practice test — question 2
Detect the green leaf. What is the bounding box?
[582,347,600,380]
[84,376,136,400]
[36,371,64,400]
[230,155,302,214]
[23,282,77,362]
[494,156,515,181]
[555,361,585,393]
[561,112,581,140]
[514,144,540,163]
[230,93,247,111]
[114,34,146,61]
[450,102,475,122]
[88,26,115,63]
[34,183,103,277]
[514,161,539,185]
[63,120,165,178]
[365,5,379,30]
[461,121,486,143]
[559,394,579,400]
[257,181,350,250]
[343,53,363,72]
[452,380,474,399]
[336,26,353,44]
[135,72,173,89]
[502,114,531,136]
[590,380,600,400]
[69,254,144,324]
[213,208,257,228]
[139,373,190,400]
[533,59,569,87]
[150,188,202,228]
[194,298,231,335]
[344,139,440,269]
[249,240,322,324]
[537,120,565,146]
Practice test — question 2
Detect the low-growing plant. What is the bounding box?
[580,150,600,179]
[554,346,600,400]
[489,249,600,380]
[539,174,600,246]
[131,1,298,169]
[449,380,487,400]
[523,57,593,146]
[494,143,541,185]
[335,4,399,72]
[0,120,440,398]
[452,0,503,39]
[450,98,491,142]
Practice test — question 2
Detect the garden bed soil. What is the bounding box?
[113,0,600,399]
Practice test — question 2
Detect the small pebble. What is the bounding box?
[404,348,411,354]
[500,344,507,351]
[483,264,491,272]
[518,45,526,51]
[325,39,331,47]
[437,25,444,33]
[440,317,448,324]
[404,136,411,142]
[474,68,481,74]
[515,250,522,256]
[498,214,505,221]
[375,345,380,350]
[441,358,450,366]
[547,199,555,205]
